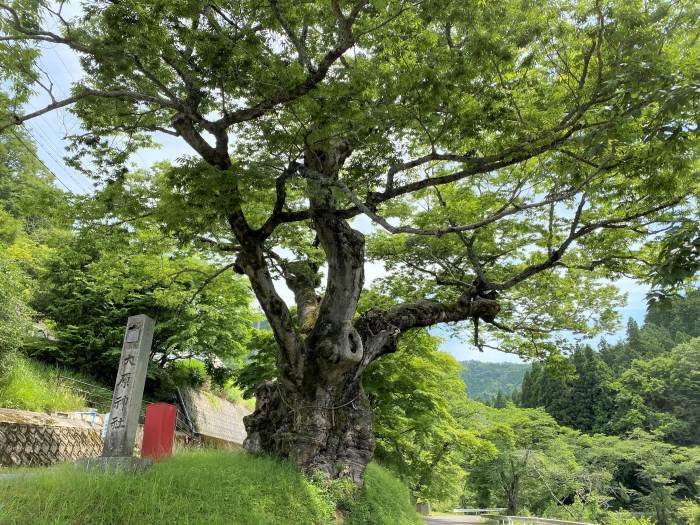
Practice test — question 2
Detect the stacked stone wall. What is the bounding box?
[0,422,102,466]
[0,408,104,467]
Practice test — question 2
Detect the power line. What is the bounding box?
[27,121,93,193]
[27,126,91,193]
[23,124,91,193]
[30,49,157,181]
[20,49,92,193]
[44,49,83,137]
[9,128,74,194]
[49,47,77,80]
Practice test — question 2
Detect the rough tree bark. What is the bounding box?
[242,277,501,483]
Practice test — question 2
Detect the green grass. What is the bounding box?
[345,463,424,525]
[0,353,112,413]
[0,451,423,525]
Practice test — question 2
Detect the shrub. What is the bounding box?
[603,511,656,525]
[168,358,208,388]
[679,501,700,525]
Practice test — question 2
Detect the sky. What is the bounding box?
[17,33,648,365]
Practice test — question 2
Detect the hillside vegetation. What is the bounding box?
[0,451,422,525]
[459,360,530,400]
[521,292,700,445]
[0,353,112,413]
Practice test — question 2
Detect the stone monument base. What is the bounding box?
[76,456,153,473]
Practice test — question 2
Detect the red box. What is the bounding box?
[141,402,177,460]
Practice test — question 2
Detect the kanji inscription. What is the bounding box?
[102,314,155,458]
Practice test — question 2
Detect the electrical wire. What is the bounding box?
[9,127,74,194]
[25,122,93,193]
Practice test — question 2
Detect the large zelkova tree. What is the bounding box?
[1,0,699,482]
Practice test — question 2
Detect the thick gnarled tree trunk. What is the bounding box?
[241,143,379,482]
[243,376,375,483]
[242,292,500,483]
[236,143,501,484]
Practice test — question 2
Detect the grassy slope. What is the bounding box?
[0,354,258,415]
[346,463,423,525]
[0,451,423,525]
[0,353,112,412]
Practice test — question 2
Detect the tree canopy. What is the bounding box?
[0,99,255,396]
[28,220,254,391]
[0,126,68,361]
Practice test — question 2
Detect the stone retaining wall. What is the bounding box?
[0,423,102,466]
[0,408,102,467]
[0,391,250,467]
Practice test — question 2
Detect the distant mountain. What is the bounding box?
[459,360,530,400]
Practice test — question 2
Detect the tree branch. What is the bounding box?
[493,194,691,291]
[187,262,236,303]
[335,153,613,237]
[214,1,367,129]
[269,0,312,69]
[0,89,177,132]
[258,160,303,239]
[384,294,500,334]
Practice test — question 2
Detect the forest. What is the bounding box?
[459,360,530,401]
[521,294,700,445]
[0,0,699,524]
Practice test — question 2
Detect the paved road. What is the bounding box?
[425,516,487,524]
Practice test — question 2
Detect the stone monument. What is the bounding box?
[78,314,155,472]
[103,314,154,456]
